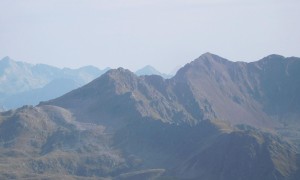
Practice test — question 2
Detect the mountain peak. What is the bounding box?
[144,65,155,69]
[135,65,173,78]
[265,54,285,59]
[102,67,138,85]
[0,56,14,65]
[259,54,286,63]
[195,52,229,63]
[2,53,300,180]
[0,57,19,74]
[135,65,162,76]
[78,65,100,71]
[174,53,231,79]
[200,52,214,57]
[106,67,134,76]
[1,56,12,61]
[255,54,288,67]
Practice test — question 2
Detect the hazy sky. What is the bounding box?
[0,0,299,73]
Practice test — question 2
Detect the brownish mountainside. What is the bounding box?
[1,53,300,179]
[46,53,300,128]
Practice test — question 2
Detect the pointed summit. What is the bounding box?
[0,56,14,65]
[135,65,172,78]
[174,52,231,79]
[199,52,215,58]
[1,56,12,61]
[135,65,161,76]
[195,52,230,64]
[104,67,136,80]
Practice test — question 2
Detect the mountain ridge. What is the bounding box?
[0,57,175,110]
[0,56,110,110]
[45,53,300,129]
[1,53,300,179]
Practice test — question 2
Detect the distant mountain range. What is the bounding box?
[0,56,109,110]
[135,65,172,78]
[0,57,171,110]
[0,53,300,179]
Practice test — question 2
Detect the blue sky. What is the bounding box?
[0,0,299,73]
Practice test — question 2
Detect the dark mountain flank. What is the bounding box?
[46,53,300,128]
[1,53,300,179]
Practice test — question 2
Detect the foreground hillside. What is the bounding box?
[0,53,300,179]
[1,105,299,179]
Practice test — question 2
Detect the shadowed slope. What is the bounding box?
[1,53,300,179]
[45,53,300,128]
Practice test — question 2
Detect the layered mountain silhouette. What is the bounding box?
[0,53,300,179]
[0,57,174,110]
[47,53,300,128]
[0,56,109,110]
